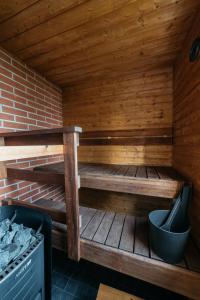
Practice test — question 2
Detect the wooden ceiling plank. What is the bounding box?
[0,0,38,23]
[25,13,192,71]
[0,0,88,43]
[17,1,143,61]
[0,0,138,52]
[0,0,199,86]
[45,46,181,86]
[17,0,198,67]
[35,28,187,78]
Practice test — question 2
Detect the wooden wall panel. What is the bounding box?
[80,188,170,217]
[173,11,200,248]
[63,68,173,166]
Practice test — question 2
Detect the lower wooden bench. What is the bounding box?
[96,284,143,300]
[2,198,200,299]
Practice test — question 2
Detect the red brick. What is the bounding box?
[0,184,18,195]
[46,117,60,125]
[12,60,33,77]
[28,112,45,121]
[30,183,42,190]
[14,89,34,101]
[3,121,28,130]
[14,94,29,104]
[1,75,25,92]
[37,108,51,118]
[9,162,30,169]
[36,86,51,97]
[26,75,43,86]
[29,158,47,166]
[0,113,15,121]
[0,51,11,63]
[27,100,45,111]
[1,90,24,102]
[0,128,13,133]
[7,186,31,198]
[0,98,14,107]
[27,88,44,99]
[15,116,37,125]
[37,120,49,127]
[28,125,41,130]
[0,66,12,78]
[0,81,13,92]
[0,59,26,78]
[15,102,36,113]
[13,74,35,90]
[3,106,27,117]
[0,48,62,203]
[18,181,32,188]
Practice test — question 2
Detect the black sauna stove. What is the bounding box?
[0,205,52,300]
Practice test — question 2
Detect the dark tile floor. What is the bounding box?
[52,249,186,300]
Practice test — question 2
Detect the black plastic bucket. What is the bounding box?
[149,210,191,264]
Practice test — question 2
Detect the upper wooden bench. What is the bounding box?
[0,126,184,199]
[32,162,184,199]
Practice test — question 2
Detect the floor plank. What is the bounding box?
[93,211,115,244]
[136,167,147,179]
[81,210,105,240]
[119,215,135,253]
[134,217,149,257]
[106,213,125,248]
[80,206,97,235]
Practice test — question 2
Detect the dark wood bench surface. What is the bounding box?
[34,199,200,274]
[34,162,185,198]
[5,198,200,298]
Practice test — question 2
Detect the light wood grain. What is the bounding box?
[63,68,173,166]
[0,138,7,179]
[96,284,142,300]
[0,145,64,161]
[0,1,199,85]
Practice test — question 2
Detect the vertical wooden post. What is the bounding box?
[63,128,81,261]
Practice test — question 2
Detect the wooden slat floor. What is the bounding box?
[34,162,185,198]
[35,199,200,274]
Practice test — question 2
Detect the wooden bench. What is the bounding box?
[30,162,184,199]
[2,198,200,299]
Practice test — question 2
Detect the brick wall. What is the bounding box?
[0,47,65,203]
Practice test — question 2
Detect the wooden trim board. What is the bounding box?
[0,138,7,179]
[80,174,183,198]
[0,145,64,161]
[81,240,200,300]
[96,284,143,300]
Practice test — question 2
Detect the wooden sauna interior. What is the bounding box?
[0,1,200,299]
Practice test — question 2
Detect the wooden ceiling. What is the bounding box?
[0,0,199,87]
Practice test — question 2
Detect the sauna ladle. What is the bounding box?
[160,185,191,232]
